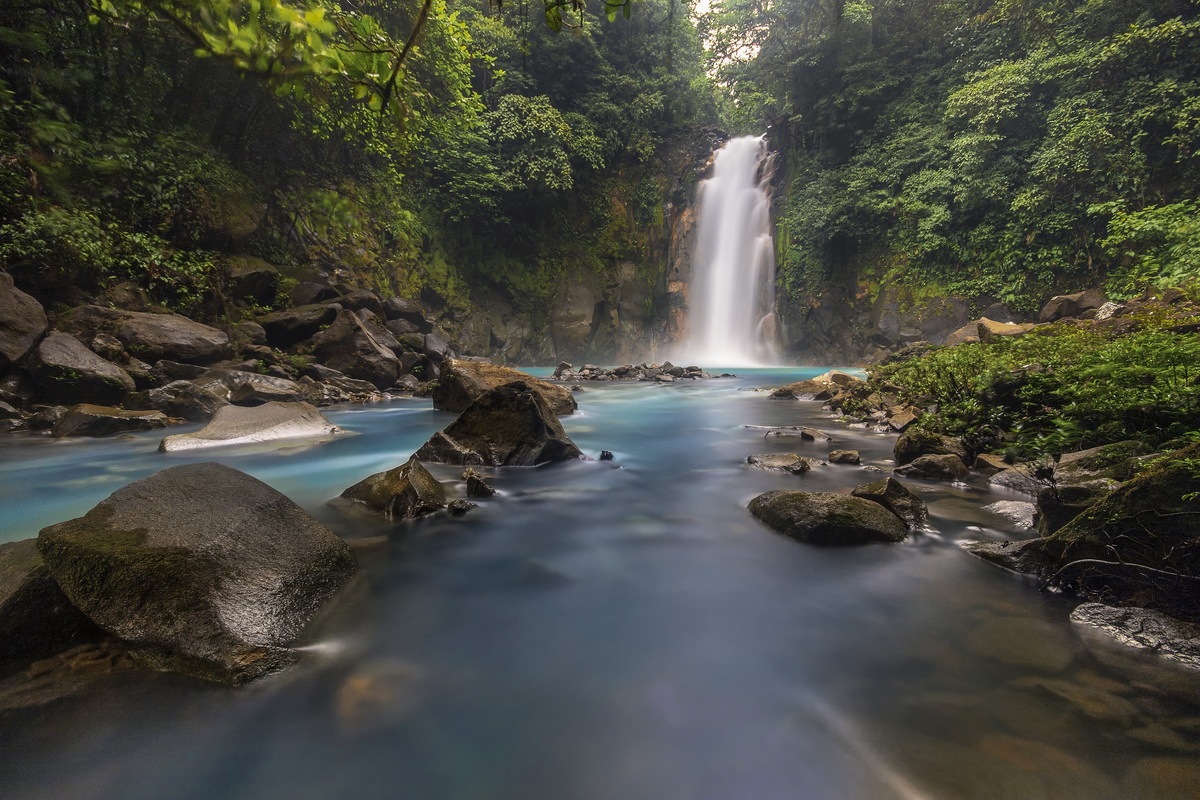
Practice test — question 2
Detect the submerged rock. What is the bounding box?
[431,359,576,416]
[159,401,339,451]
[37,463,359,684]
[339,456,447,519]
[1070,603,1200,671]
[748,490,907,545]
[52,404,169,438]
[746,453,816,474]
[415,381,583,467]
[851,477,928,530]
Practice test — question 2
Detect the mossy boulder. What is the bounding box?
[975,443,1200,619]
[895,453,971,481]
[415,381,583,467]
[431,359,577,416]
[852,477,928,530]
[893,428,968,466]
[748,490,908,545]
[37,463,359,684]
[339,456,447,519]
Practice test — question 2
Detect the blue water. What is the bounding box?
[1,368,1197,799]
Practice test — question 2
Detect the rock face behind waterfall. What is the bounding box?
[37,463,359,684]
[416,381,583,466]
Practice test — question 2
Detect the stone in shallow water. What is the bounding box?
[748,490,907,545]
[339,456,447,519]
[159,400,339,451]
[828,449,860,465]
[1069,603,1200,671]
[851,477,927,530]
[37,462,359,684]
[982,500,1037,529]
[746,453,815,474]
[52,404,169,438]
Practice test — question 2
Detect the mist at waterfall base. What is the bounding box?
[3,373,1199,799]
[681,135,780,368]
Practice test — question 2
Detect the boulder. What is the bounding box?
[895,453,971,481]
[289,281,338,307]
[37,463,359,684]
[746,453,815,474]
[52,404,169,438]
[982,500,1038,529]
[1038,289,1107,323]
[973,453,1010,477]
[233,321,268,347]
[851,477,928,530]
[257,304,338,349]
[462,468,497,497]
[310,309,402,390]
[769,370,861,400]
[887,409,920,432]
[125,380,228,422]
[55,306,231,364]
[971,443,1200,618]
[385,318,421,337]
[382,297,433,332]
[414,381,583,467]
[190,368,304,405]
[430,359,576,416]
[942,321,982,347]
[423,333,452,364]
[225,256,278,305]
[1055,440,1151,485]
[30,332,135,406]
[339,456,447,519]
[828,449,861,465]
[893,428,968,466]
[0,539,104,671]
[332,289,384,319]
[748,490,908,545]
[0,271,48,369]
[1036,481,1117,536]
[159,401,339,451]
[978,317,1038,342]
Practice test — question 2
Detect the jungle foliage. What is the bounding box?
[707,0,1200,311]
[0,0,716,319]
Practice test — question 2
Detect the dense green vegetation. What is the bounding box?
[711,0,1200,312]
[0,0,716,331]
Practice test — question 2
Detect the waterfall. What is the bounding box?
[683,135,779,366]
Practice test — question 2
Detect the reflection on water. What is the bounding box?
[2,368,1199,799]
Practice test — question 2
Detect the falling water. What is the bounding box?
[684,135,779,366]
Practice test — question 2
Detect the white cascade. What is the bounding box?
[683,135,779,366]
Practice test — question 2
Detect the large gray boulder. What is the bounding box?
[0,539,103,671]
[55,306,231,364]
[1038,289,1107,323]
[894,453,971,481]
[37,463,359,684]
[225,255,278,305]
[52,404,169,438]
[192,368,304,405]
[415,381,583,466]
[160,401,339,451]
[310,309,402,390]
[852,477,928,530]
[749,490,908,545]
[382,297,433,332]
[0,271,48,370]
[258,303,338,349]
[30,332,135,406]
[125,380,228,422]
[431,359,576,415]
[338,456,447,519]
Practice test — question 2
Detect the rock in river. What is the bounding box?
[749,490,908,545]
[851,477,928,530]
[159,401,339,451]
[415,381,583,467]
[37,463,359,684]
[431,359,576,415]
[52,404,169,438]
[339,456,447,519]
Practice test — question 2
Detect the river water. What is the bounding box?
[1,368,1198,799]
